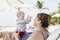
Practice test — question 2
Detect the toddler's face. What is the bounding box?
[20,13,25,19]
[17,13,25,19]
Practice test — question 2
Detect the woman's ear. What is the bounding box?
[40,20,41,23]
[39,20,41,24]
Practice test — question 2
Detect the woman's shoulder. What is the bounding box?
[27,31,44,40]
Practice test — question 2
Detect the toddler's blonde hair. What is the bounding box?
[16,10,24,18]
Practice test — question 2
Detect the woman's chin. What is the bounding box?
[33,24,37,27]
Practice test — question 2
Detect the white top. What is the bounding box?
[16,18,31,32]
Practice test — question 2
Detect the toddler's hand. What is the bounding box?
[28,26,32,30]
[27,15,32,19]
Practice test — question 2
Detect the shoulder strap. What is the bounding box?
[36,31,45,40]
[40,31,45,40]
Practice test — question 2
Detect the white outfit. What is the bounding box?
[16,18,31,32]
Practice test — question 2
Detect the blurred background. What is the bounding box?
[0,0,60,33]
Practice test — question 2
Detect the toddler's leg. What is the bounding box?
[24,31,29,37]
[0,38,3,40]
[13,32,20,40]
[18,35,22,40]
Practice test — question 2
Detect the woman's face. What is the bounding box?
[33,17,41,27]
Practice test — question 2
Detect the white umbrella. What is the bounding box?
[52,13,60,17]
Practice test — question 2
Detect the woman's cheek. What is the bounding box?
[33,21,37,26]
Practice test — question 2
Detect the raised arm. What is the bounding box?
[25,15,32,24]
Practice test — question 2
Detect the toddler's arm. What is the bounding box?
[25,15,32,24]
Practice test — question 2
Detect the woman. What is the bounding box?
[27,13,51,40]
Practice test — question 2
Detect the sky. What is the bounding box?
[23,0,60,12]
[0,0,60,26]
